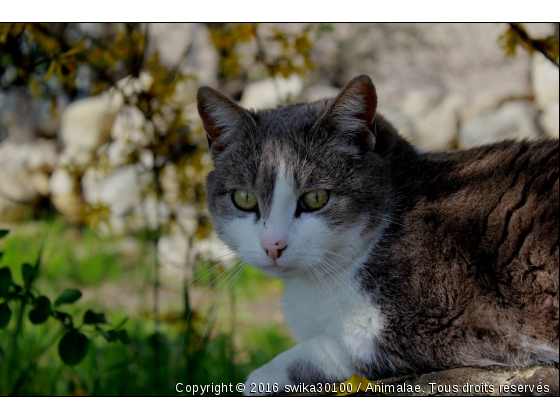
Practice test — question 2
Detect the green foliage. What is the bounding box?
[0,219,136,285]
[0,229,130,371]
[58,330,89,366]
[0,303,11,328]
[54,289,82,307]
[0,219,290,395]
[21,263,37,288]
[83,310,109,325]
[0,268,11,298]
[28,296,51,324]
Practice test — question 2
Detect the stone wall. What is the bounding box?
[1,23,558,228]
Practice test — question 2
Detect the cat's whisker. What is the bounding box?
[317,263,361,310]
[195,260,243,300]
[187,255,238,288]
[314,265,347,321]
[319,259,361,295]
[182,260,244,347]
[159,249,235,271]
[311,256,362,306]
[323,249,355,263]
[303,266,325,304]
[191,262,246,345]
[196,262,247,350]
[305,264,345,323]
[370,213,405,228]
[321,254,363,288]
[317,252,361,284]
[323,249,379,290]
[197,250,237,267]
[323,249,380,294]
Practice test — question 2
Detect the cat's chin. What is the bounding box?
[259,264,299,278]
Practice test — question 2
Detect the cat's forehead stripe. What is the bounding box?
[266,168,297,222]
[258,158,295,219]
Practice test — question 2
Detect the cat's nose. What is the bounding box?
[262,239,288,261]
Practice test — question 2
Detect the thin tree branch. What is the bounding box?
[509,23,559,68]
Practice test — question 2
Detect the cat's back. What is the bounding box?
[409,139,559,273]
[374,139,559,368]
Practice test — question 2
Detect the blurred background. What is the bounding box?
[0,23,558,396]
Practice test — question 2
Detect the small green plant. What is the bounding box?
[0,229,129,367]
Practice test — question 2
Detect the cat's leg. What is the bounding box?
[243,335,353,396]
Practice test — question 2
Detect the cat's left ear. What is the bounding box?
[197,86,256,156]
[317,74,378,150]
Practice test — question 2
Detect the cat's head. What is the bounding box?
[197,75,392,278]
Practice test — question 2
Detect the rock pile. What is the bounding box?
[1,24,558,228]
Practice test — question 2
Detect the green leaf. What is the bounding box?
[83,310,109,325]
[97,327,131,344]
[114,329,131,344]
[0,230,9,239]
[96,326,116,342]
[0,252,4,261]
[21,263,36,288]
[58,330,89,366]
[0,267,12,298]
[112,317,128,331]
[0,302,11,328]
[54,289,82,307]
[54,311,73,327]
[28,296,51,324]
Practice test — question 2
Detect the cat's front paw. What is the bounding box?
[243,363,291,396]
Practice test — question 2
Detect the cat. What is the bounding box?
[196,75,559,396]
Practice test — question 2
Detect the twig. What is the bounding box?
[509,23,559,68]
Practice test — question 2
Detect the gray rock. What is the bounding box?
[81,165,144,234]
[461,84,532,121]
[400,88,445,119]
[458,100,540,149]
[0,92,60,142]
[240,75,303,109]
[413,94,464,151]
[301,85,340,102]
[397,89,464,151]
[379,108,417,146]
[82,165,140,218]
[539,102,559,138]
[158,230,234,280]
[312,23,548,108]
[59,92,123,158]
[531,53,559,110]
[147,23,218,86]
[48,165,83,223]
[0,138,58,223]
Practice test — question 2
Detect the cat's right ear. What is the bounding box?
[316,74,378,151]
[197,87,256,156]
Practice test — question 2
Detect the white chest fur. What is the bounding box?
[281,265,384,365]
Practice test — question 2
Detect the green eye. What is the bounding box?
[233,189,258,211]
[299,189,329,212]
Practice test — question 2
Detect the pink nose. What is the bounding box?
[262,239,288,261]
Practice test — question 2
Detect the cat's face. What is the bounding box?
[198,75,391,278]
